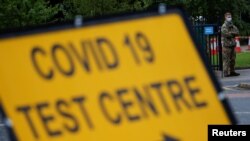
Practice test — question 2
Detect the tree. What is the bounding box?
[0,0,249,35]
[161,0,250,35]
[0,0,59,31]
[60,0,153,20]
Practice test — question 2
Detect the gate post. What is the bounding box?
[218,26,223,77]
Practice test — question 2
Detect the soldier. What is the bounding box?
[221,12,240,77]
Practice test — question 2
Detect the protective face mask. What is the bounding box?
[226,17,232,22]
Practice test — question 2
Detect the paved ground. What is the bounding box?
[219,69,250,125]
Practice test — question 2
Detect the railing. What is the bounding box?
[193,24,223,73]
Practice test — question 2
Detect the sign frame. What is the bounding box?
[0,9,236,141]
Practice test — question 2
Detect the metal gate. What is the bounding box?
[193,24,223,72]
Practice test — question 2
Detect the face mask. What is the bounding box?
[226,17,232,22]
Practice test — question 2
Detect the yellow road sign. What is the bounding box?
[0,11,234,141]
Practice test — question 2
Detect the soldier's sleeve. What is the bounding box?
[221,25,233,38]
[232,25,239,36]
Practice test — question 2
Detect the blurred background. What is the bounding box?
[0,0,249,35]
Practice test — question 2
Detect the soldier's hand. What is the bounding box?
[229,31,237,36]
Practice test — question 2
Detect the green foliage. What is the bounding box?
[176,0,250,35]
[0,0,59,30]
[0,0,249,35]
[60,0,153,20]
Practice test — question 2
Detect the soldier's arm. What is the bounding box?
[221,26,233,38]
[232,26,239,36]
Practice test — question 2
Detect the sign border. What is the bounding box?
[0,9,237,141]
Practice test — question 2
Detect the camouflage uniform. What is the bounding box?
[221,21,239,75]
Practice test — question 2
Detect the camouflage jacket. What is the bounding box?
[221,21,239,48]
